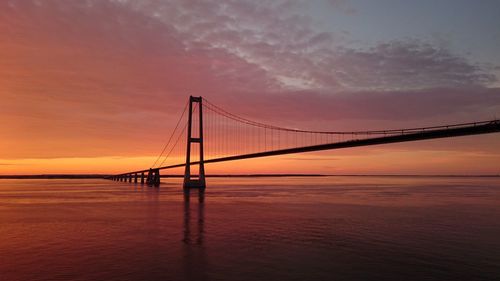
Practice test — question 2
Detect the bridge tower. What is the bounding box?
[184,96,206,189]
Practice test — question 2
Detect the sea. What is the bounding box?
[1,176,499,281]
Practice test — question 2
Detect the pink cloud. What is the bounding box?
[0,0,498,161]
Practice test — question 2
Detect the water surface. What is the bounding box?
[1,177,500,280]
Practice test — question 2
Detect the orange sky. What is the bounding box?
[1,1,499,175]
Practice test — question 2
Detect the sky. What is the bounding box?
[1,0,500,175]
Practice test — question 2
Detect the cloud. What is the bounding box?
[328,41,497,90]
[112,0,496,91]
[324,0,358,15]
[2,1,495,98]
[0,0,498,161]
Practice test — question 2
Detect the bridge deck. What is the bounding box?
[115,120,500,176]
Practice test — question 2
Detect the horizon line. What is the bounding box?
[1,173,499,179]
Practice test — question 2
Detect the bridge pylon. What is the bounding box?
[183,96,206,189]
[146,168,160,187]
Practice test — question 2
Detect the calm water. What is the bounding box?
[1,177,500,281]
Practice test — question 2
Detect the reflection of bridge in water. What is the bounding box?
[182,189,207,281]
[183,189,205,245]
[108,96,500,188]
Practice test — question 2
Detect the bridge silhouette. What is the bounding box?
[108,96,500,188]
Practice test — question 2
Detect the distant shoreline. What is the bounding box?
[0,174,499,179]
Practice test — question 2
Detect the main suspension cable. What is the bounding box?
[202,97,493,135]
[156,103,198,168]
[150,100,189,168]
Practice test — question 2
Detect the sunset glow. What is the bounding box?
[1,0,500,175]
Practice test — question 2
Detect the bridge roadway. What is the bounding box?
[114,119,500,177]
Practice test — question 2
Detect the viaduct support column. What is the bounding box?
[153,169,160,187]
[146,168,153,186]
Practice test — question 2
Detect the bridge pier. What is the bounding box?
[146,168,152,186]
[145,168,160,187]
[183,96,206,189]
[153,169,160,187]
[134,173,138,183]
[141,172,144,184]
[128,174,132,183]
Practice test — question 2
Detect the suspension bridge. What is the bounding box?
[107,96,500,188]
